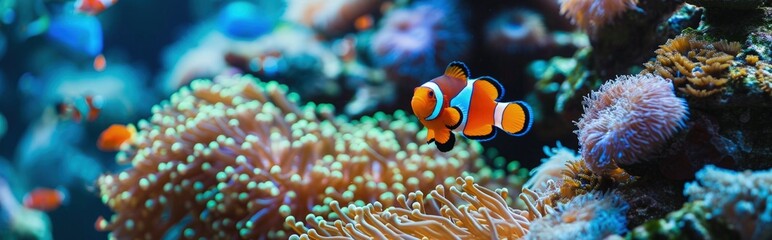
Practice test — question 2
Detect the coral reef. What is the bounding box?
[683,165,772,240]
[684,0,771,41]
[369,0,471,82]
[284,0,385,38]
[628,201,739,240]
[575,74,689,175]
[526,191,629,240]
[287,176,531,240]
[95,75,521,239]
[484,8,552,55]
[641,33,741,97]
[558,0,640,32]
[224,26,344,99]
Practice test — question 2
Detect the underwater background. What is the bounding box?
[0,0,771,239]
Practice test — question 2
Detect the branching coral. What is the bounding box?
[286,176,532,240]
[525,191,629,240]
[575,74,689,175]
[94,75,518,239]
[558,0,639,32]
[641,34,742,97]
[684,165,772,240]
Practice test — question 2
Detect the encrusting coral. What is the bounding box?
[94,75,521,239]
[575,74,689,175]
[641,33,742,97]
[287,176,532,240]
[683,165,772,240]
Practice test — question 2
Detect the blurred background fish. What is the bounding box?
[23,187,68,212]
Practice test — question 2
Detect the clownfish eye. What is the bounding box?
[428,91,434,98]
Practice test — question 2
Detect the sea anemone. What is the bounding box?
[575,74,689,175]
[370,0,471,82]
[684,165,772,240]
[95,75,519,239]
[287,176,532,239]
[558,0,639,31]
[525,191,629,240]
[484,8,552,54]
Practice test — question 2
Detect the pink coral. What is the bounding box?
[559,0,639,31]
[575,74,688,175]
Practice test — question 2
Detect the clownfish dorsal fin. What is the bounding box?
[444,61,470,81]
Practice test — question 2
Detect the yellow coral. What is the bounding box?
[641,34,741,97]
[746,54,760,65]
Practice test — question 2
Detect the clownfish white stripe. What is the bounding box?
[494,102,507,130]
[421,81,444,121]
[450,80,474,132]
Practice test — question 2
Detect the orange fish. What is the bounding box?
[94,54,107,72]
[97,124,136,151]
[56,95,103,122]
[23,187,68,212]
[354,15,374,31]
[411,61,533,152]
[75,0,118,15]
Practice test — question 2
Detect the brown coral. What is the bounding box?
[287,176,532,240]
[94,75,519,239]
[641,34,741,97]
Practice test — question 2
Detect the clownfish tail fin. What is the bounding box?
[495,101,533,136]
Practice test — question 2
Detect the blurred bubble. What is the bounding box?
[217,1,274,40]
[46,12,102,57]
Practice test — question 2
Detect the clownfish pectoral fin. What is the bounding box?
[435,132,456,152]
[475,76,505,101]
[443,107,462,129]
[433,129,452,145]
[426,129,436,144]
[463,125,497,142]
[444,61,470,81]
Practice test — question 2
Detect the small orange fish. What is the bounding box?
[97,124,136,151]
[94,54,107,72]
[354,15,373,31]
[23,187,68,212]
[411,61,534,152]
[75,0,118,15]
[56,95,103,122]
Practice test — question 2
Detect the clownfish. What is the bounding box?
[411,61,533,152]
[97,124,136,151]
[56,95,103,122]
[75,0,118,15]
[23,187,69,212]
